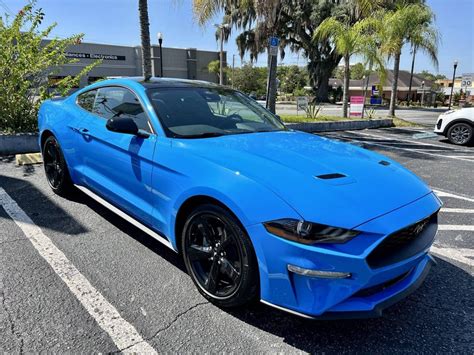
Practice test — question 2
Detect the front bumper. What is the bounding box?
[247,192,441,318]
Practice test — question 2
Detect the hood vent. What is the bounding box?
[379,160,391,166]
[316,173,346,180]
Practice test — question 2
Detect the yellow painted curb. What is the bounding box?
[15,153,43,166]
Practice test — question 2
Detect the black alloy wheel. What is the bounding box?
[182,204,259,307]
[447,123,473,146]
[43,136,73,196]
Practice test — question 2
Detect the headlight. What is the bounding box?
[263,219,359,244]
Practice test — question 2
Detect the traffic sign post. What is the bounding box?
[461,73,473,98]
[269,36,279,56]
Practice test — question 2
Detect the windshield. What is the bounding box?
[147,87,286,138]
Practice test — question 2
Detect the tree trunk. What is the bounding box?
[307,51,341,103]
[139,0,152,81]
[389,51,401,117]
[266,50,278,114]
[342,54,350,118]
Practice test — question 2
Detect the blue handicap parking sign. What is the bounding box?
[269,37,279,47]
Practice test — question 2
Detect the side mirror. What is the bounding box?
[106,117,149,138]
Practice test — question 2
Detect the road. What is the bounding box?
[275,103,446,126]
[0,128,472,353]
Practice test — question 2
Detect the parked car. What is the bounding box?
[38,77,441,319]
[434,107,474,145]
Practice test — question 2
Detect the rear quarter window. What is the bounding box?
[77,90,97,112]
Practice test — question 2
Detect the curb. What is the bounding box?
[285,118,393,132]
[0,133,40,155]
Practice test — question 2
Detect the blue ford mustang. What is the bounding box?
[38,77,441,319]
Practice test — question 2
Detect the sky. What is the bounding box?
[1,0,473,77]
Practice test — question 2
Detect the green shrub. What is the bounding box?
[0,1,100,133]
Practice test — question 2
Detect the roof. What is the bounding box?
[113,76,221,89]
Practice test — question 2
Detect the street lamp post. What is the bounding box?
[214,23,229,85]
[448,60,458,110]
[421,81,425,106]
[157,32,163,77]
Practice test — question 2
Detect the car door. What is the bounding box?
[75,85,157,225]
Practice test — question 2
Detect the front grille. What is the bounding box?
[436,119,443,129]
[367,213,438,269]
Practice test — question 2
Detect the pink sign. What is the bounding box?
[350,96,364,117]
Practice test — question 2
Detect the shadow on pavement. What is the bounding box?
[1,172,471,353]
[226,258,472,353]
[0,175,88,236]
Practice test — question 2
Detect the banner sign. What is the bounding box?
[65,52,126,61]
[350,96,364,117]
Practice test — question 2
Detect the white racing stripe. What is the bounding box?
[430,246,474,271]
[0,188,156,354]
[438,225,474,231]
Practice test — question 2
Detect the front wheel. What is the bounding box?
[447,123,473,146]
[182,204,259,308]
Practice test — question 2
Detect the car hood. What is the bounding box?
[174,130,432,229]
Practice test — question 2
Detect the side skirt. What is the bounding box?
[74,184,177,253]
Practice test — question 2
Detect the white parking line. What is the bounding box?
[438,225,474,231]
[441,208,474,214]
[430,246,474,271]
[433,189,474,203]
[342,131,474,163]
[0,188,156,354]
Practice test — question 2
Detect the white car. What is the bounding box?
[434,107,474,145]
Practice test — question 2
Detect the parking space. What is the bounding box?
[0,127,473,353]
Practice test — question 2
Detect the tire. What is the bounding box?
[42,135,74,196]
[447,123,473,146]
[181,204,259,308]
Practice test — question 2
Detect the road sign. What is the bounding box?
[296,96,308,113]
[269,36,279,56]
[461,73,473,88]
[350,96,364,117]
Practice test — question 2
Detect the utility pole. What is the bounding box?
[448,60,458,110]
[232,54,235,88]
[421,81,425,106]
[407,47,416,106]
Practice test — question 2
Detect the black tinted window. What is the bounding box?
[77,90,97,111]
[147,87,285,138]
[93,87,152,133]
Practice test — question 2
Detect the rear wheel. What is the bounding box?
[447,123,473,145]
[43,135,74,196]
[182,204,259,308]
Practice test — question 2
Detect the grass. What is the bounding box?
[281,114,421,128]
[280,114,359,123]
[391,117,421,127]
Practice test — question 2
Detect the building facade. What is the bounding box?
[43,40,223,88]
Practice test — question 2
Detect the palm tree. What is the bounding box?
[138,0,152,81]
[378,3,438,116]
[314,18,378,118]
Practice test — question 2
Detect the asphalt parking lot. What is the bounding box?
[0,127,472,353]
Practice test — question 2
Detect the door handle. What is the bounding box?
[79,128,89,134]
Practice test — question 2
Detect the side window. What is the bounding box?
[77,90,97,112]
[93,87,153,133]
